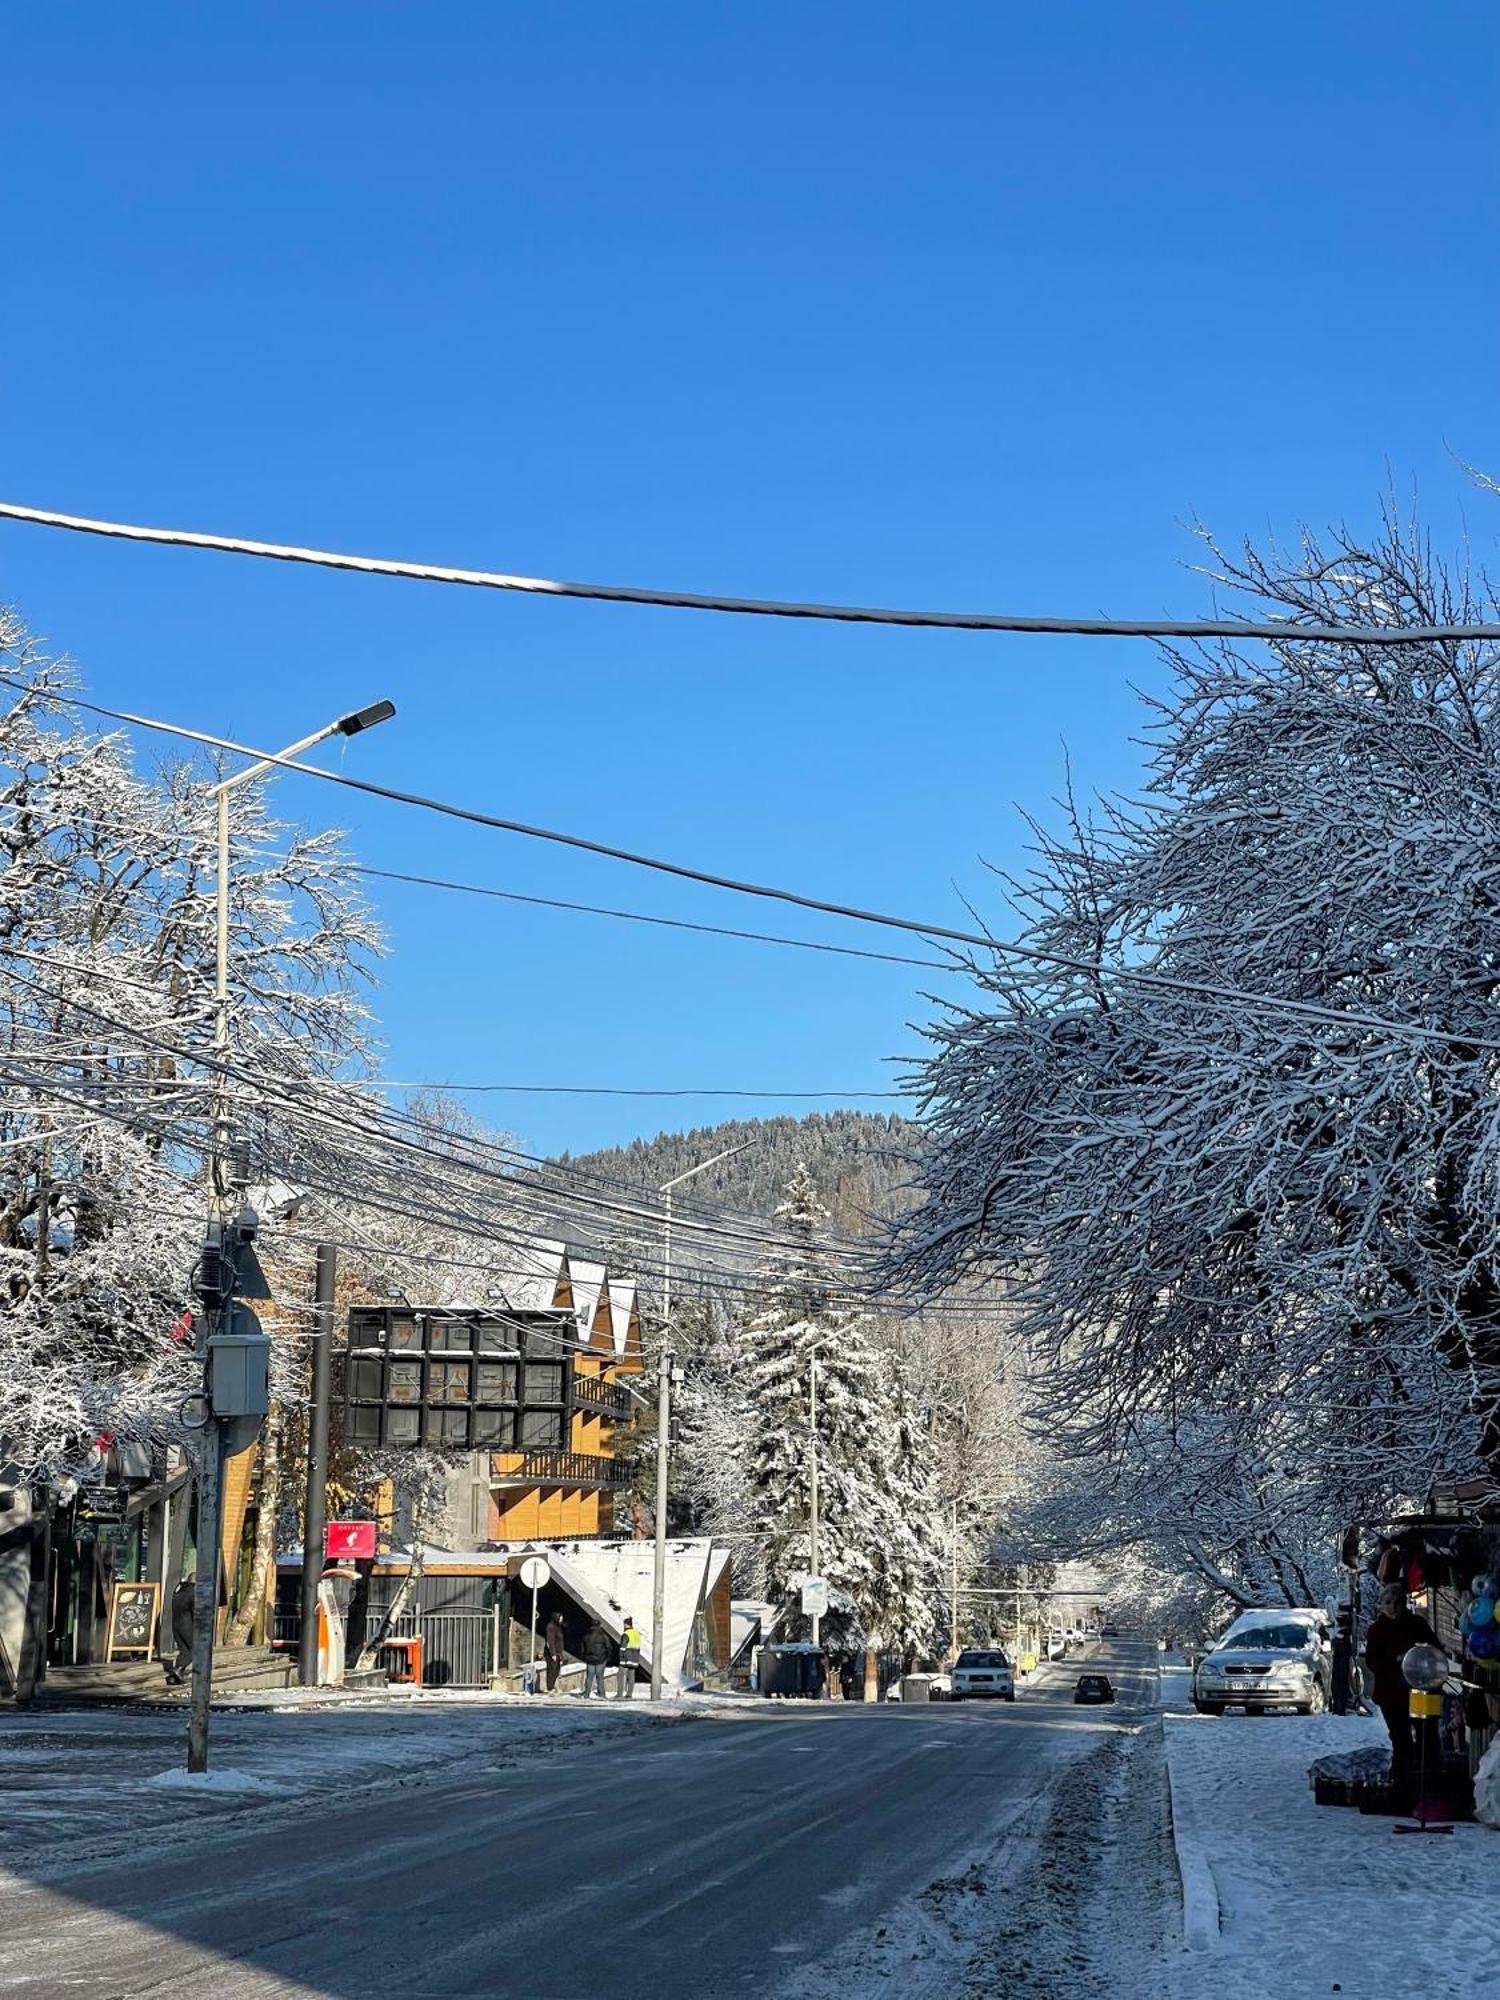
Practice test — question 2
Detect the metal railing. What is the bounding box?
[271,1602,502,1687]
[571,1376,633,1419]
[493,1449,632,1490]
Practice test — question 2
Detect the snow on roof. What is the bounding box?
[545,1538,715,1684]
[606,1280,637,1358]
[503,1238,568,1312]
[730,1605,764,1663]
[568,1258,608,1344]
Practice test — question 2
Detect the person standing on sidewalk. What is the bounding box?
[1364,1585,1438,1801]
[543,1610,567,1693]
[617,1614,643,1697]
[581,1620,610,1698]
[162,1571,195,1686]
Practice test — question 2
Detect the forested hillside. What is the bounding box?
[562,1109,921,1237]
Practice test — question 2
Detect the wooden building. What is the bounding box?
[484,1239,645,1543]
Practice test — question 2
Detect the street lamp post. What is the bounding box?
[188,699,394,1771]
[650,1139,755,1702]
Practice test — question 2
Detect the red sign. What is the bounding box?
[325,1520,378,1562]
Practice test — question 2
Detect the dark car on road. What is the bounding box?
[1073,1673,1116,1705]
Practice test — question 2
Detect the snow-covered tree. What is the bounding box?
[736,1165,943,1654]
[890,502,1500,1558]
[0,613,380,1476]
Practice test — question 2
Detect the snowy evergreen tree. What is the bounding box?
[738,1165,942,1654]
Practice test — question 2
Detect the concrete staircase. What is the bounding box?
[30,1646,298,1706]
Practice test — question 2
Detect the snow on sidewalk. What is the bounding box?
[1164,1711,1500,2000]
[0,1689,693,1862]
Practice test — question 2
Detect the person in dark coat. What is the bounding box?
[1364,1585,1439,1799]
[164,1572,196,1686]
[581,1619,611,1699]
[839,1654,858,1702]
[543,1611,567,1693]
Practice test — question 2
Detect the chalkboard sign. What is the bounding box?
[105,1580,160,1660]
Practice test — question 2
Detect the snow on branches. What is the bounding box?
[735,1166,945,1654]
[890,504,1500,1585]
[0,611,380,1475]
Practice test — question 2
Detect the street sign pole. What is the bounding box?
[519,1555,550,1692]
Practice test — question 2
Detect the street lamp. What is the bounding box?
[188,699,394,1772]
[206,700,396,1205]
[650,1138,756,1703]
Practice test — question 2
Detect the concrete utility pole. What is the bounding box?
[190,702,394,1771]
[298,1243,336,1686]
[650,1344,674,1701]
[651,1138,755,1702]
[808,1354,821,1650]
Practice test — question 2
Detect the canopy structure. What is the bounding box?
[542,1537,719,1686]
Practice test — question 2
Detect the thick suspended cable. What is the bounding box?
[11,677,1500,1062]
[3,500,1496,644]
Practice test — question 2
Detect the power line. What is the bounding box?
[12,676,1500,1061]
[0,962,882,1270]
[367,1080,905,1101]
[3,499,1496,645]
[347,862,956,973]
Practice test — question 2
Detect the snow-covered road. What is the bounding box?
[0,1642,1161,1998]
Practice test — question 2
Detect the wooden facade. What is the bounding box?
[487,1244,645,1543]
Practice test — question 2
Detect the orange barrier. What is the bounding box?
[379,1637,425,1686]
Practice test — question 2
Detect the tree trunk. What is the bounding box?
[225,1401,282,1647]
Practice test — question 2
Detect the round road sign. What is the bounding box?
[519,1556,551,1591]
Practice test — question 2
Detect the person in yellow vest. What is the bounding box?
[617,1614,643,1698]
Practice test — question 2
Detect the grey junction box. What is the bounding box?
[208,1316,271,1419]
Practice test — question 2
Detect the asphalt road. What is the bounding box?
[0,1640,1158,1999]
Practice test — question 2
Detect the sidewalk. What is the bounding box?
[0,1687,698,1863]
[1163,1708,1500,1999]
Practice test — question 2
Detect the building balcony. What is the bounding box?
[491,1450,632,1492]
[570,1376,634,1420]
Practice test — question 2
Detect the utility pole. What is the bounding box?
[298,1243,336,1686]
[950,1494,960,1662]
[650,1138,755,1703]
[650,1344,674,1701]
[186,1375,224,1773]
[189,701,394,1772]
[808,1353,821,1650]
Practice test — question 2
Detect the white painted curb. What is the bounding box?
[1163,1716,1222,1952]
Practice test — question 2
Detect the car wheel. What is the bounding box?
[1193,1701,1223,1716]
[1297,1687,1326,1716]
[1004,1691,1016,1702]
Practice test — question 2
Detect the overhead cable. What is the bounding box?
[3,499,1496,644]
[12,678,1500,1060]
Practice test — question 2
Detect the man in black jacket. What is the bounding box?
[163,1572,196,1686]
[543,1611,567,1693]
[581,1619,610,1699]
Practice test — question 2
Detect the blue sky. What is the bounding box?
[3,3,1496,1155]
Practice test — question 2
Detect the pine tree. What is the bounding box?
[737,1165,940,1656]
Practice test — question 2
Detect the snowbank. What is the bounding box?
[145,1767,289,1795]
[1165,1712,1500,1999]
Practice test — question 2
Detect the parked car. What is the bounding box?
[1101,1624,1120,1637]
[1073,1673,1116,1705]
[1192,1611,1332,1715]
[950,1647,1016,1702]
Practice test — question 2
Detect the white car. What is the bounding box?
[950,1647,1016,1702]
